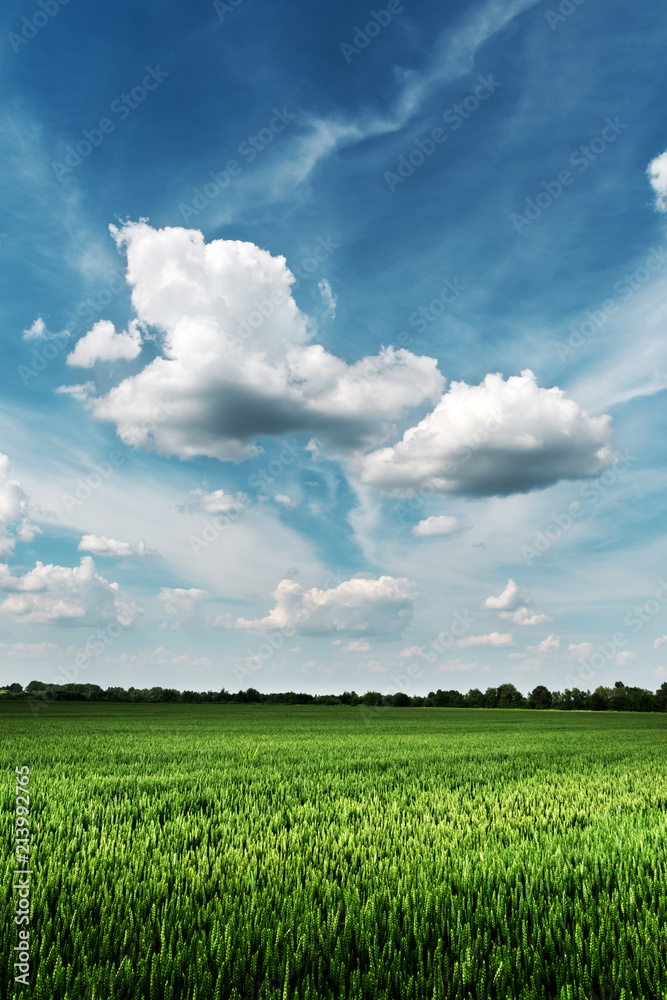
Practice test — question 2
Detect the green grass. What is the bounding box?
[2,703,667,999]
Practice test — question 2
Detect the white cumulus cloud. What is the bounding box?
[361,370,615,497]
[343,640,371,653]
[56,382,96,401]
[400,645,424,658]
[412,515,462,537]
[483,579,524,610]
[438,658,478,671]
[648,150,667,212]
[66,319,142,368]
[653,635,667,651]
[484,579,551,626]
[568,642,596,662]
[159,587,209,628]
[527,634,560,655]
[0,454,41,556]
[0,641,62,658]
[274,493,297,509]
[0,556,122,624]
[181,488,249,516]
[208,612,234,630]
[236,574,418,637]
[453,632,512,648]
[83,222,443,461]
[78,535,158,559]
[22,317,46,339]
[22,318,69,344]
[499,607,553,626]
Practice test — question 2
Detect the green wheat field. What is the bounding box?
[2,703,667,1000]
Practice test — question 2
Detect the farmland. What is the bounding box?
[2,704,667,999]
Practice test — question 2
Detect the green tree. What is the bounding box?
[590,686,612,711]
[497,683,525,708]
[528,685,553,710]
[362,691,384,706]
[465,688,485,708]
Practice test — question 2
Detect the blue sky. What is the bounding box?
[2,0,667,696]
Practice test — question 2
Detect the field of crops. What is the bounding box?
[2,703,667,1000]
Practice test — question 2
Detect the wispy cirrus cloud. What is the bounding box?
[210,0,543,214]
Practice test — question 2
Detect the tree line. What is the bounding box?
[1,679,667,711]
